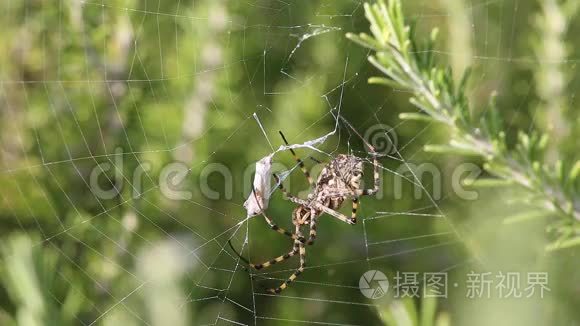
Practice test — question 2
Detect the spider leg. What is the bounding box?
[316,203,356,225]
[351,197,359,224]
[267,241,306,294]
[307,209,319,245]
[253,224,302,272]
[357,153,382,196]
[272,174,310,206]
[261,211,305,243]
[309,156,323,164]
[312,192,359,224]
[237,225,302,272]
[250,185,305,243]
[251,245,299,270]
[279,131,314,186]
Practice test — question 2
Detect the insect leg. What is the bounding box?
[279,131,314,186]
[357,154,381,196]
[262,211,305,243]
[250,247,299,270]
[249,185,305,243]
[307,209,319,245]
[272,173,310,206]
[351,197,359,224]
[267,241,306,294]
[316,203,356,225]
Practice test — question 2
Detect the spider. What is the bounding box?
[231,130,382,294]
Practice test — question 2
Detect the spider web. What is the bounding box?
[0,0,562,325]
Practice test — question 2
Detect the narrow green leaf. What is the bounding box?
[399,112,433,122]
[462,178,514,188]
[537,134,549,150]
[424,144,482,156]
[409,97,439,118]
[435,313,451,326]
[546,236,580,252]
[458,67,472,95]
[365,3,385,45]
[430,27,439,42]
[556,160,563,182]
[503,211,550,225]
[369,55,410,87]
[62,286,85,324]
[376,305,397,326]
[570,160,580,181]
[420,294,437,326]
[346,32,381,50]
[401,298,418,326]
[369,76,407,89]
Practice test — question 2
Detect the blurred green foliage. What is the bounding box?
[0,0,578,325]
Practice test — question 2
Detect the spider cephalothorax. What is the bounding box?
[231,131,382,294]
[316,154,365,193]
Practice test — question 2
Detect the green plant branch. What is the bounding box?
[347,0,580,251]
[532,0,579,161]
